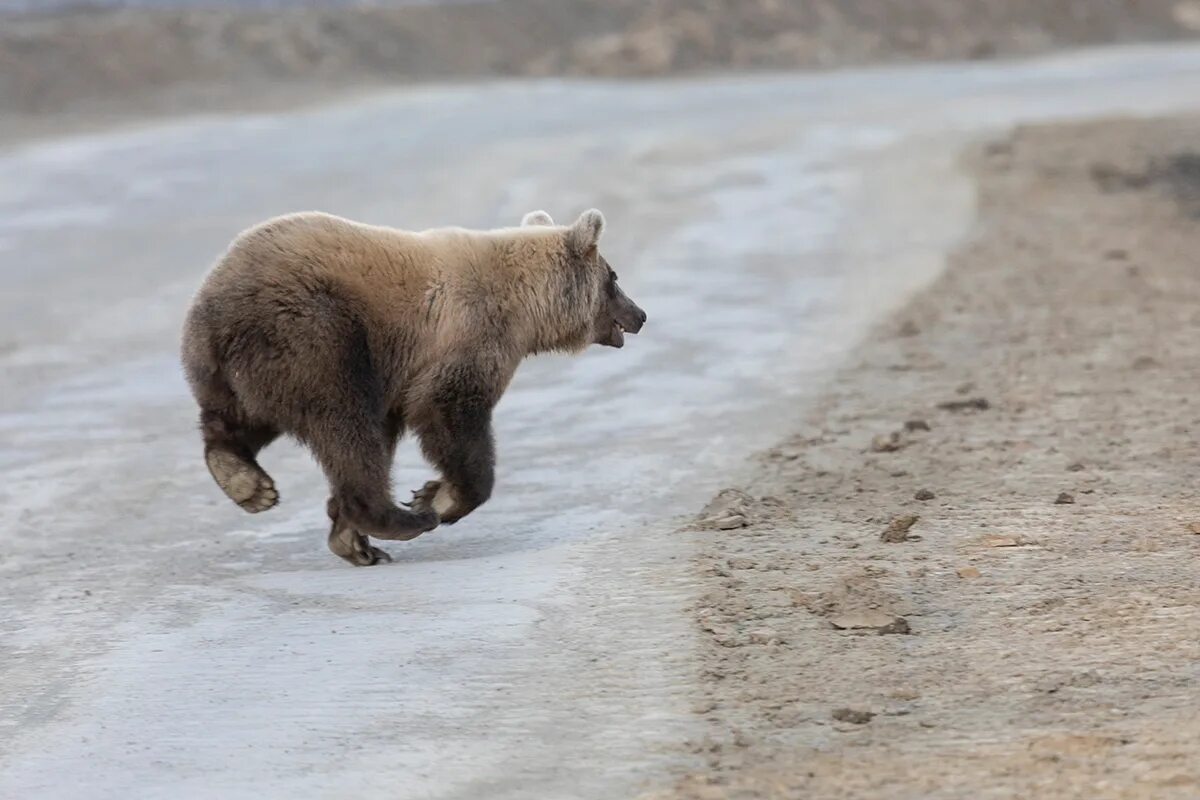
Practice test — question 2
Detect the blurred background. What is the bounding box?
[4,0,1200,123]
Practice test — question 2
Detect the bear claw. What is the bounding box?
[409,480,442,517]
[329,526,393,567]
[347,542,393,567]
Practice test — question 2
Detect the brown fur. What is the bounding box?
[181,209,645,565]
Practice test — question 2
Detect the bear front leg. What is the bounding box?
[412,390,496,525]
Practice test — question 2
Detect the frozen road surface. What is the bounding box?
[5,44,1200,800]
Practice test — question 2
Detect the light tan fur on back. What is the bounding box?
[213,211,602,395]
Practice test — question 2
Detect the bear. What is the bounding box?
[181,208,645,566]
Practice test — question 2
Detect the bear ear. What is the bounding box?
[566,209,605,256]
[521,210,555,227]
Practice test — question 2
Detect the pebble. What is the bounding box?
[881,514,920,543]
[714,514,747,530]
[871,432,905,452]
[937,397,991,412]
[748,628,782,645]
[832,708,875,724]
[829,611,911,634]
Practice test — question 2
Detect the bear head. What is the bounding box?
[522,209,647,349]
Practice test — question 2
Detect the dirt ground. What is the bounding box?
[3,0,1199,124]
[668,116,1200,798]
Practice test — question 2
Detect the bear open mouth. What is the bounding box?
[610,321,626,348]
[594,319,626,348]
[595,289,645,348]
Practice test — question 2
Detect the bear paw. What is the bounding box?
[206,449,279,513]
[343,538,393,567]
[328,526,393,567]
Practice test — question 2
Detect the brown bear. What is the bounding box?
[181,208,646,565]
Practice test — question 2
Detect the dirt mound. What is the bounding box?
[2,1,1198,120]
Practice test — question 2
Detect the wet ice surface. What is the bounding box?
[5,44,1200,799]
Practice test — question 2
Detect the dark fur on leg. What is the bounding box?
[324,411,408,563]
[411,364,496,524]
[307,404,437,540]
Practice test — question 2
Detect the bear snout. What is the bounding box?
[617,302,646,335]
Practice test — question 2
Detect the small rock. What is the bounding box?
[1055,492,1075,505]
[748,628,781,645]
[699,488,753,530]
[831,708,875,725]
[897,320,920,337]
[829,611,910,635]
[889,688,921,701]
[914,489,936,501]
[871,432,905,453]
[982,534,1021,547]
[904,419,931,432]
[1104,248,1128,261]
[876,617,911,635]
[1189,523,1200,535]
[714,514,747,530]
[938,397,991,412]
[881,514,920,543]
[1067,462,1086,472]
[957,566,982,579]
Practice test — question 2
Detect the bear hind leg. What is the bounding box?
[312,412,438,544]
[201,410,280,514]
[324,412,405,566]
